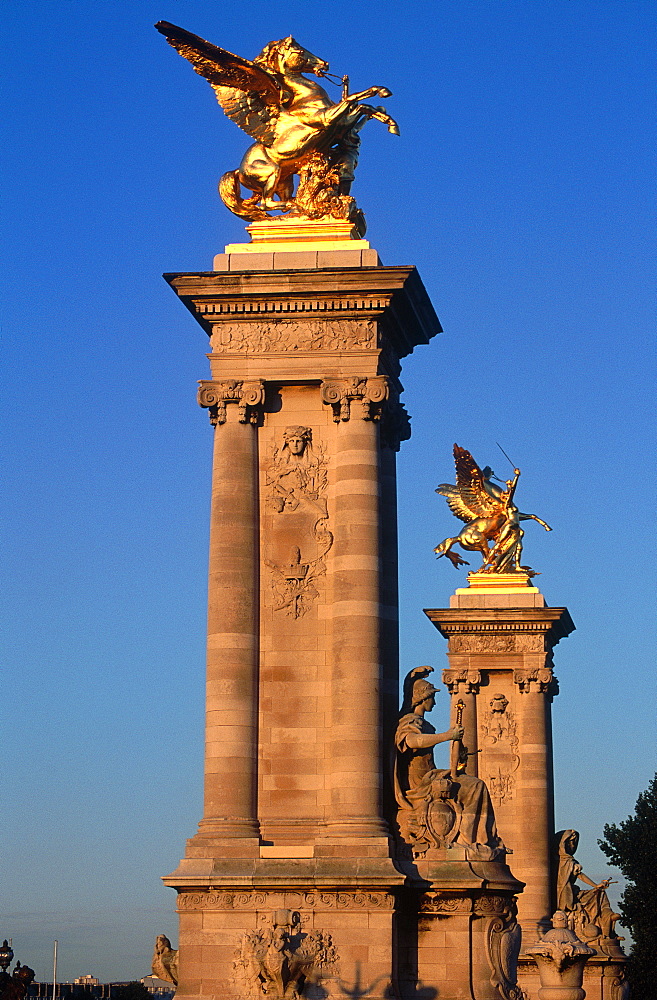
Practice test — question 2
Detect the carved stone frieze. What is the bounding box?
[420,892,473,914]
[514,666,555,694]
[176,889,394,911]
[198,379,265,425]
[321,376,390,422]
[448,633,545,654]
[262,427,333,619]
[209,319,377,354]
[442,668,482,695]
[301,891,394,909]
[178,891,269,910]
[233,909,339,1000]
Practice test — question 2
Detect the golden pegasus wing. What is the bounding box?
[452,444,502,518]
[156,21,282,145]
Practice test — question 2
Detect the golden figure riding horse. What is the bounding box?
[434,444,551,573]
[156,23,399,231]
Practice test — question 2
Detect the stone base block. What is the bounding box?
[173,884,397,1000]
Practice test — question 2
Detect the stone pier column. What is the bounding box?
[514,664,555,938]
[194,380,265,843]
[443,668,481,776]
[322,377,390,838]
[425,582,574,947]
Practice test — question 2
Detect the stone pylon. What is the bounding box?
[162,236,443,1000]
[425,572,575,945]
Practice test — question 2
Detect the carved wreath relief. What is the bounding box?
[263,427,333,619]
[480,694,520,805]
[233,909,339,1000]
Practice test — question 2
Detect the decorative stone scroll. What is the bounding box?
[442,668,481,695]
[321,375,390,422]
[482,898,524,1000]
[209,319,377,354]
[197,379,265,425]
[514,666,555,694]
[262,427,333,619]
[233,909,340,1000]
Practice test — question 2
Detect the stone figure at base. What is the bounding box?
[152,934,179,986]
[554,830,624,954]
[394,666,506,861]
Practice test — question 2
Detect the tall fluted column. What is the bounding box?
[195,380,264,842]
[514,665,555,936]
[322,377,390,837]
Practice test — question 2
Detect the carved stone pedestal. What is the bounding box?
[425,572,575,944]
[394,852,524,1000]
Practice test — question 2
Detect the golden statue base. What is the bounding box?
[224,217,371,254]
[456,571,540,595]
[214,217,379,271]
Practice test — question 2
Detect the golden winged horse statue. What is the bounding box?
[434,444,551,574]
[155,22,399,233]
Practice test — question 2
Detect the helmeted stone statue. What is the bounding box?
[394,666,506,861]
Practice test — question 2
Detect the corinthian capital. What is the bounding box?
[197,379,265,425]
[442,668,482,695]
[321,376,390,422]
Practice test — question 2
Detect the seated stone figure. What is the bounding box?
[554,830,622,949]
[394,667,506,861]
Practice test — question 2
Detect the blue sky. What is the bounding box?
[2,0,655,983]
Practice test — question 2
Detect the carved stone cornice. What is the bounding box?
[424,608,575,651]
[442,668,482,694]
[513,666,557,695]
[197,379,265,425]
[321,376,390,422]
[163,266,442,361]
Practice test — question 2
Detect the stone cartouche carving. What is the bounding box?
[233,909,339,1000]
[481,694,520,805]
[209,320,376,354]
[434,443,551,573]
[198,379,265,425]
[152,935,179,986]
[394,666,506,861]
[554,830,625,956]
[321,376,390,422]
[156,23,398,232]
[263,427,332,619]
[266,545,327,618]
[525,910,595,999]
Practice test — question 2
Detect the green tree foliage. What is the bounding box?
[112,983,151,1000]
[599,774,657,999]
